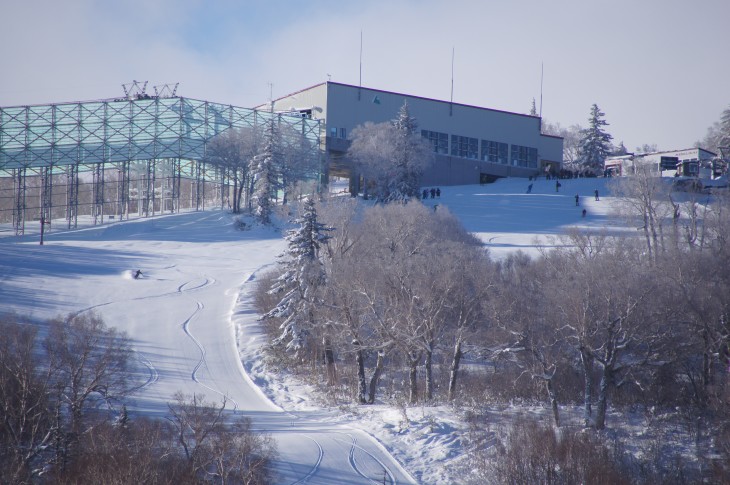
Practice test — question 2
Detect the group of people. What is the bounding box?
[422,187,441,199]
[527,180,601,218]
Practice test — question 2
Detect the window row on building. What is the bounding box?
[421,130,537,168]
[329,126,347,139]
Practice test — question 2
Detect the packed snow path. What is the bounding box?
[0,210,415,484]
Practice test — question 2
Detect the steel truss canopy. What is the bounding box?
[0,96,322,176]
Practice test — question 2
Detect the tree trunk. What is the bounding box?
[354,341,367,404]
[408,352,420,404]
[595,367,611,430]
[323,337,336,386]
[367,351,384,404]
[236,169,247,213]
[424,343,434,401]
[702,328,713,390]
[580,346,594,427]
[232,170,239,213]
[447,339,462,401]
[546,377,560,428]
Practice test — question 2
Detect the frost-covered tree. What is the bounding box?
[266,197,332,354]
[250,120,280,224]
[701,104,730,153]
[542,120,583,168]
[614,141,628,155]
[389,101,432,201]
[207,126,260,213]
[278,124,320,206]
[348,101,432,202]
[578,104,613,174]
[635,143,657,154]
[719,105,730,150]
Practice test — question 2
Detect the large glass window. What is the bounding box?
[451,134,479,159]
[480,139,509,164]
[329,126,346,139]
[510,144,538,168]
[421,130,449,154]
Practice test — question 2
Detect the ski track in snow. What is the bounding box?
[336,433,397,485]
[67,271,237,410]
[180,298,239,411]
[129,352,160,393]
[176,273,240,412]
[289,435,324,485]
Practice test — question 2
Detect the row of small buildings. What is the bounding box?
[605,147,727,180]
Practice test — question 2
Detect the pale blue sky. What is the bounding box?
[2,0,728,152]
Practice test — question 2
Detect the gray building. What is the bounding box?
[259,81,563,191]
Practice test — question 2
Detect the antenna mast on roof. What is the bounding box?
[540,62,545,119]
[450,47,454,116]
[358,30,363,101]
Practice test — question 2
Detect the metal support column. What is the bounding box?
[66,164,79,229]
[142,159,156,217]
[194,160,203,211]
[13,168,26,235]
[116,160,130,220]
[170,158,181,213]
[40,166,53,226]
[92,163,104,225]
[201,162,206,211]
[150,159,156,216]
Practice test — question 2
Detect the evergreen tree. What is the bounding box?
[578,104,613,174]
[530,98,538,116]
[719,104,730,150]
[250,119,280,224]
[614,141,628,156]
[387,101,430,202]
[266,197,332,354]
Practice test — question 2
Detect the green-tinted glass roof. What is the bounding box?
[0,97,321,173]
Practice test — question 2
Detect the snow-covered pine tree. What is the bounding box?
[578,104,614,174]
[530,97,538,116]
[387,101,429,202]
[250,119,280,224]
[719,104,730,149]
[266,197,333,354]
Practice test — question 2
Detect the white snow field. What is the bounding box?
[0,176,622,484]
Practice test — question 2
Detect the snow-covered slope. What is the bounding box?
[0,176,625,484]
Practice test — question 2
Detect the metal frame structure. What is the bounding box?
[0,96,322,235]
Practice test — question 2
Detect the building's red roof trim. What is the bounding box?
[271,80,543,121]
[328,81,543,120]
[540,133,564,141]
